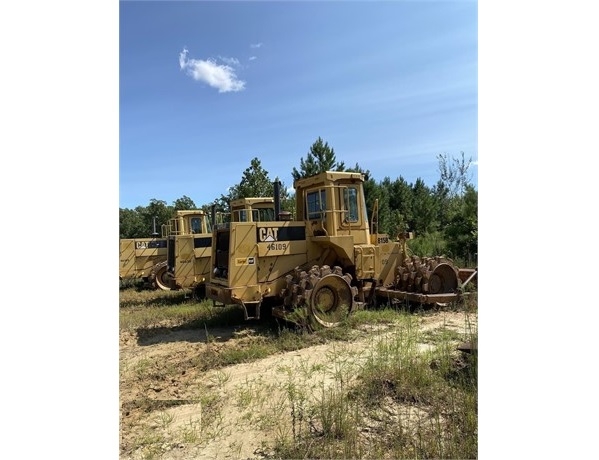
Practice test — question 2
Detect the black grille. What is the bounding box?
[148,239,167,248]
[215,230,230,273]
[167,236,176,272]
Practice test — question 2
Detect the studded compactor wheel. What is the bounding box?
[149,261,171,291]
[307,273,355,328]
[394,256,459,295]
[279,265,358,329]
[427,262,459,294]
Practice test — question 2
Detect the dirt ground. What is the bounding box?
[120,309,476,460]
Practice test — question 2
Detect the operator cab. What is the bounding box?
[230,197,276,223]
[162,210,211,237]
[294,171,371,245]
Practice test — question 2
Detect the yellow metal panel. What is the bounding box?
[119,239,137,279]
[229,223,258,290]
[174,235,195,288]
[377,241,401,285]
[354,244,375,279]
[120,238,166,279]
[256,254,309,283]
[257,240,307,257]
[308,235,355,264]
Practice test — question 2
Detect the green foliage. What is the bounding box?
[229,157,274,200]
[212,157,294,217]
[291,136,346,181]
[119,200,171,239]
[387,209,409,240]
[173,195,196,210]
[437,151,473,197]
[271,177,297,217]
[410,178,438,234]
[207,195,230,216]
[143,199,172,235]
[444,185,478,262]
[119,195,204,238]
[365,183,389,234]
[374,177,409,237]
[389,176,414,229]
[407,231,448,258]
[119,208,147,239]
[432,179,453,228]
[433,151,475,238]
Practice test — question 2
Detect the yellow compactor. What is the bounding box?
[207,172,477,327]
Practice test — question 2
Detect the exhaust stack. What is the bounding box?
[274,180,281,221]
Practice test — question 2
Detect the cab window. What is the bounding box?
[307,190,326,220]
[259,208,275,222]
[190,217,202,234]
[343,187,359,223]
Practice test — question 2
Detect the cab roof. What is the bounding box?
[293,171,365,189]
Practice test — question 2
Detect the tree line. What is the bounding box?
[120,137,477,263]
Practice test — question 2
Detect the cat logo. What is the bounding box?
[258,227,279,242]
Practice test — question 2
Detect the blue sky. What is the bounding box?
[120,0,478,209]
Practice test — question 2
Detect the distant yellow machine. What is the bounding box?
[119,210,207,290]
[119,237,167,287]
[163,198,275,297]
[207,172,477,327]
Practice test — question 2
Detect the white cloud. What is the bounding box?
[179,48,245,93]
[219,56,240,67]
[250,43,263,49]
[249,56,257,61]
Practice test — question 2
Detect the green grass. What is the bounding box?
[120,286,477,459]
[119,288,247,331]
[120,286,477,371]
[271,319,478,459]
